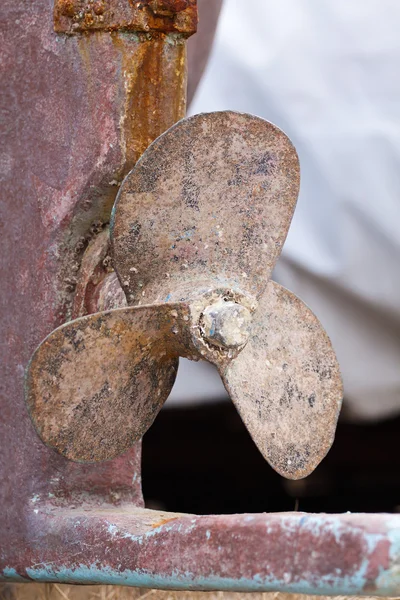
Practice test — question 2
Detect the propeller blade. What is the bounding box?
[25,303,190,462]
[221,281,343,479]
[111,111,300,305]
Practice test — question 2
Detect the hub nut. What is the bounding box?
[200,299,252,349]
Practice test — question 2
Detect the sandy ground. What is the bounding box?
[0,586,398,600]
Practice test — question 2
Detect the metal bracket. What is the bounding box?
[54,0,197,35]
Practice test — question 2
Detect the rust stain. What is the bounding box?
[75,30,187,188]
[24,30,190,462]
[54,0,197,35]
[151,516,179,528]
[111,32,187,176]
[148,0,190,16]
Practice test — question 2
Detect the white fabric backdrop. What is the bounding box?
[167,0,400,421]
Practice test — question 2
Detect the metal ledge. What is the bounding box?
[2,507,400,595]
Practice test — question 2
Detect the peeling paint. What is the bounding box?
[4,508,398,595]
[1,568,30,583]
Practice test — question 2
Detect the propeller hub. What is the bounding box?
[200,299,252,349]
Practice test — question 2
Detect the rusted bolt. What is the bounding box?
[59,0,78,17]
[200,299,252,349]
[148,0,189,16]
[92,1,104,15]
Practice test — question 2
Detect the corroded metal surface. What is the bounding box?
[1,0,193,584]
[222,281,343,479]
[3,0,398,590]
[26,304,191,461]
[54,0,197,34]
[201,299,252,349]
[2,506,400,596]
[111,111,300,306]
[103,33,188,179]
[26,112,342,479]
[26,281,342,476]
